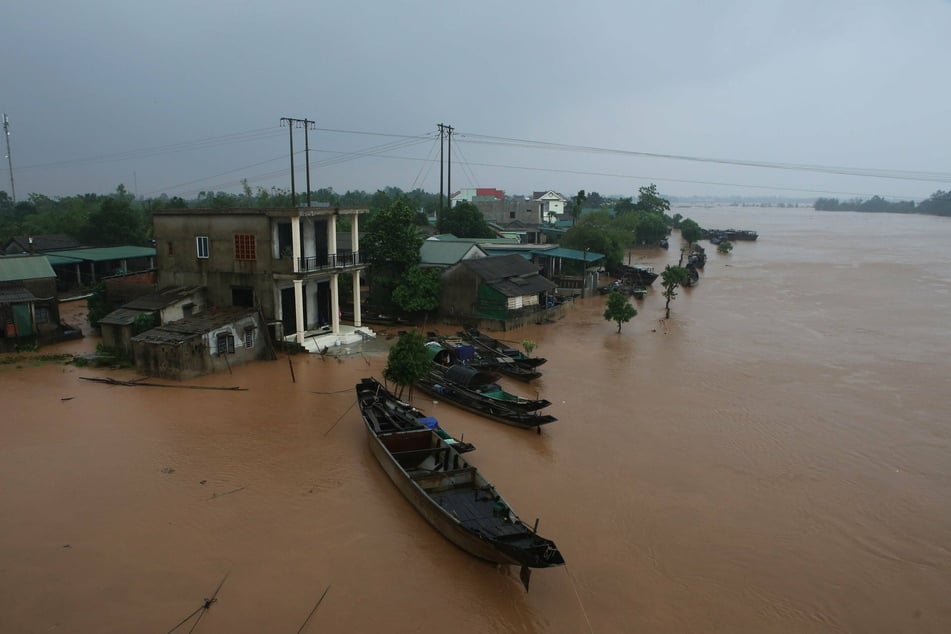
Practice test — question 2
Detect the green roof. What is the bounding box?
[0,255,56,282]
[44,246,156,266]
[420,241,487,266]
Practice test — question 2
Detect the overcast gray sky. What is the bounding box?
[3,0,949,202]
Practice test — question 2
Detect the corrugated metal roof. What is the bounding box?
[44,246,156,265]
[462,254,555,297]
[420,241,486,266]
[125,286,203,310]
[534,246,605,262]
[0,255,56,282]
[131,308,257,345]
[99,307,149,326]
[0,286,38,303]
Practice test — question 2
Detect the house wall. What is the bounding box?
[22,278,60,336]
[471,199,544,226]
[132,313,267,380]
[101,323,135,353]
[438,265,480,320]
[153,212,278,319]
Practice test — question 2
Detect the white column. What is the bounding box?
[351,214,362,327]
[291,216,302,272]
[331,273,340,334]
[352,270,362,328]
[328,214,338,265]
[294,279,305,345]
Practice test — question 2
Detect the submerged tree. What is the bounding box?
[660,265,690,319]
[603,290,637,333]
[717,241,734,254]
[382,329,431,398]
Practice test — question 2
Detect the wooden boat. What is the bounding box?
[357,378,565,589]
[426,338,542,383]
[428,362,551,412]
[609,263,659,286]
[415,369,557,430]
[355,378,474,453]
[458,328,547,369]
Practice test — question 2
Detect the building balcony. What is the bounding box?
[297,252,364,273]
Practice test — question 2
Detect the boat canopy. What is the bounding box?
[445,364,496,387]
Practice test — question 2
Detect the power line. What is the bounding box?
[456,132,951,184]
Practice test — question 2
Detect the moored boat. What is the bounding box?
[426,338,542,383]
[415,368,558,430]
[356,378,566,589]
[356,377,474,452]
[458,328,547,369]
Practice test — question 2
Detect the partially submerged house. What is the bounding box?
[0,254,62,350]
[99,286,206,355]
[439,254,559,330]
[130,308,269,380]
[151,206,369,347]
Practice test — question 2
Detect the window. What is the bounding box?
[510,211,516,219]
[167,241,174,256]
[216,332,235,355]
[35,307,50,324]
[234,234,256,261]
[244,327,255,349]
[196,236,209,259]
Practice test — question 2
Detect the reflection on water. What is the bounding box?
[2,208,951,633]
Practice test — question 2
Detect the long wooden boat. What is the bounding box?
[458,328,547,369]
[428,363,551,412]
[356,377,474,453]
[426,338,542,383]
[415,369,557,430]
[356,378,565,589]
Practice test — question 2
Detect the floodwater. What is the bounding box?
[2,207,950,633]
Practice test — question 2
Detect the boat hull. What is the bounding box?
[357,381,565,574]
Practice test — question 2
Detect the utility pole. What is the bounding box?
[280,117,315,208]
[446,124,453,209]
[437,123,454,214]
[3,113,15,203]
[438,123,445,215]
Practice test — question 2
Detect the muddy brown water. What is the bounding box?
[2,207,950,633]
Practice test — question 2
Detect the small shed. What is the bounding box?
[99,286,206,355]
[130,308,269,380]
[0,255,60,347]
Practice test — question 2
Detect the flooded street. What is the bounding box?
[2,207,951,633]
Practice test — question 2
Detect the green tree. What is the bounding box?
[660,265,690,319]
[82,197,147,246]
[561,211,625,269]
[572,190,586,226]
[437,201,495,238]
[392,266,441,314]
[363,199,423,311]
[614,196,637,215]
[634,212,669,246]
[382,329,431,398]
[680,218,703,245]
[717,241,734,254]
[636,184,670,215]
[603,290,637,333]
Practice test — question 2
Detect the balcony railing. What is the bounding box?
[297,252,363,273]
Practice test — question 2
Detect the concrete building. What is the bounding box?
[151,207,368,346]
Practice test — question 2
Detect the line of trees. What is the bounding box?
[815,190,951,216]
